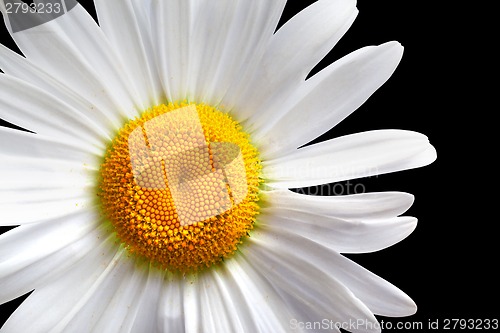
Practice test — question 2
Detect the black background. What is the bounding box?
[0,1,495,331]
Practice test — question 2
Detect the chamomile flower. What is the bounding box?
[0,0,436,332]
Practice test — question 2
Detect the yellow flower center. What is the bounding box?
[98,102,261,273]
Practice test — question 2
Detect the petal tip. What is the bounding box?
[399,297,418,317]
[419,143,438,168]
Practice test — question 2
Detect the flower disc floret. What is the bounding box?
[98,103,261,272]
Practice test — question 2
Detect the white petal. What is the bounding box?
[158,275,185,332]
[261,207,417,253]
[3,2,140,124]
[88,266,154,333]
[256,224,417,317]
[128,0,154,36]
[0,197,91,226]
[0,210,100,304]
[0,128,95,225]
[1,234,122,332]
[199,269,272,333]
[224,255,291,333]
[180,0,243,103]
[198,273,234,332]
[256,42,404,158]
[270,0,357,82]
[239,0,358,124]
[0,126,100,162]
[93,0,162,109]
[0,43,115,140]
[0,153,93,189]
[263,189,414,220]
[89,271,146,333]
[53,250,134,333]
[0,175,91,226]
[150,0,191,101]
[151,0,286,105]
[264,130,437,188]
[0,74,107,151]
[183,275,201,333]
[209,268,261,332]
[188,0,286,107]
[247,234,380,333]
[217,0,286,119]
[128,270,165,333]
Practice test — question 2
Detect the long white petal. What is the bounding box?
[0,126,100,162]
[0,176,90,223]
[0,43,115,139]
[1,154,93,189]
[150,0,192,101]
[2,2,140,124]
[261,207,417,253]
[158,275,185,332]
[1,235,122,332]
[189,0,287,108]
[53,250,134,333]
[247,233,381,333]
[0,75,107,151]
[239,0,358,124]
[128,270,165,333]
[183,275,201,333]
[0,197,91,226]
[198,273,234,332]
[256,42,404,158]
[91,271,146,333]
[94,0,162,109]
[151,0,286,106]
[255,225,417,317]
[270,0,357,82]
[217,0,286,120]
[263,189,414,220]
[90,264,162,333]
[265,130,437,188]
[0,210,100,304]
[0,128,95,225]
[210,268,261,332]
[225,255,291,333]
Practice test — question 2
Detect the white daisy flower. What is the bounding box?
[0,0,436,332]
